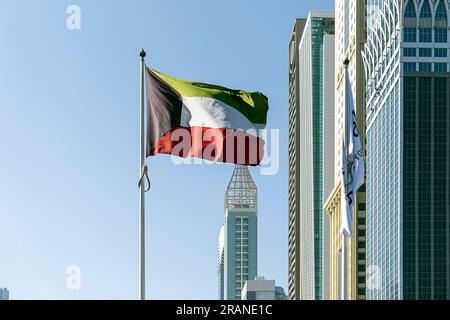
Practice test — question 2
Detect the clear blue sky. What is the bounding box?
[0,0,333,299]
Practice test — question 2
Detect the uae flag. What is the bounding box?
[145,67,269,165]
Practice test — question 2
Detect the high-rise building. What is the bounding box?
[288,12,335,300]
[364,0,450,299]
[0,288,9,300]
[324,0,367,300]
[218,225,225,300]
[322,28,336,302]
[223,165,258,300]
[288,19,306,300]
[241,277,287,300]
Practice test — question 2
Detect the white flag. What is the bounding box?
[341,70,364,238]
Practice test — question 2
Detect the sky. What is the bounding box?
[0,0,334,299]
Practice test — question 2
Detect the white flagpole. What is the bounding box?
[139,49,146,300]
[341,59,350,300]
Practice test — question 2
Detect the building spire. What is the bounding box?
[225,165,257,210]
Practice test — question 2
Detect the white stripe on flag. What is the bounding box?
[180,96,265,133]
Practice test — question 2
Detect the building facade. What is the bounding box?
[288,12,335,300]
[364,0,450,299]
[241,277,287,300]
[224,165,258,300]
[322,31,336,301]
[324,0,367,300]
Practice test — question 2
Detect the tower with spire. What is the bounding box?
[221,165,258,300]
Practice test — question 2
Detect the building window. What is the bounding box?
[419,63,432,72]
[404,28,417,42]
[435,48,448,57]
[434,63,447,72]
[403,1,417,42]
[435,1,448,42]
[404,62,416,72]
[435,1,447,19]
[404,1,416,18]
[435,28,447,43]
[419,1,432,42]
[419,28,432,42]
[404,48,416,57]
[419,1,432,19]
[419,48,432,57]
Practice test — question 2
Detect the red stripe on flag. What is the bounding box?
[148,126,264,166]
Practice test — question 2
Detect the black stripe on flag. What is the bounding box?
[145,68,183,156]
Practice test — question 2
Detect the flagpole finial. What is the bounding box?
[140,49,146,59]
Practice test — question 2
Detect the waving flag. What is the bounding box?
[145,67,269,165]
[341,70,364,237]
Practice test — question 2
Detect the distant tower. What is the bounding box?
[223,165,258,300]
[218,225,225,300]
[0,288,9,300]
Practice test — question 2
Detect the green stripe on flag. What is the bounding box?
[148,68,269,126]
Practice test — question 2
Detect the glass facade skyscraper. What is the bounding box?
[223,165,257,300]
[288,12,335,300]
[288,19,306,300]
[364,0,450,300]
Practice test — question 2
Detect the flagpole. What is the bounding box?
[341,58,350,300]
[139,49,146,300]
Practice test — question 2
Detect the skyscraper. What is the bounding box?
[218,225,225,300]
[288,12,335,300]
[0,288,9,300]
[288,19,307,300]
[223,165,258,300]
[324,0,367,300]
[321,27,336,302]
[364,0,450,299]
